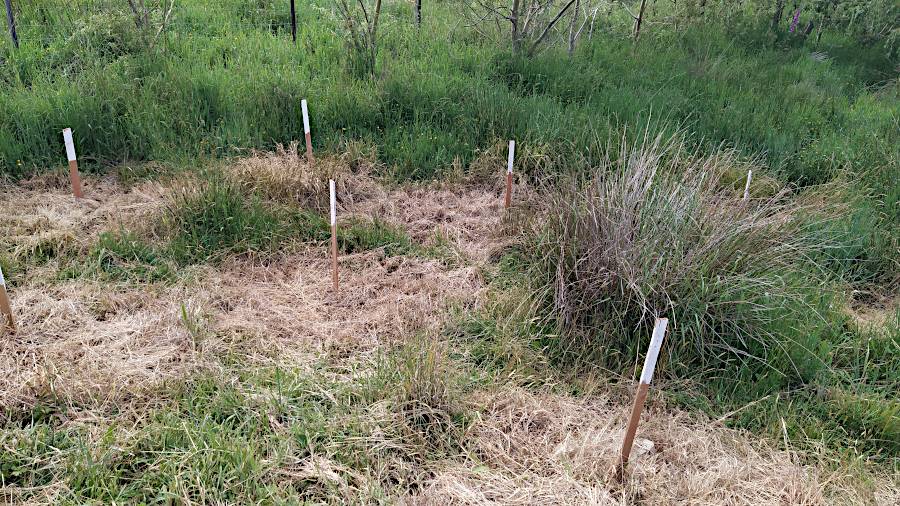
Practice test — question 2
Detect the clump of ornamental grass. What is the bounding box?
[535,134,840,384]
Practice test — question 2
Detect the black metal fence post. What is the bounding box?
[5,0,18,48]
[290,0,296,42]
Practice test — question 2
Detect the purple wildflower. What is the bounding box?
[789,9,801,33]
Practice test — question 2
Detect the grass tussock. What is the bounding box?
[227,142,382,211]
[536,134,838,381]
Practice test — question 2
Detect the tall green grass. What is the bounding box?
[2,0,895,286]
[531,135,837,385]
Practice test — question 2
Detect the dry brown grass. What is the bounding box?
[211,248,482,363]
[0,279,209,414]
[0,160,494,414]
[2,150,896,505]
[227,142,384,211]
[0,174,167,274]
[412,389,897,506]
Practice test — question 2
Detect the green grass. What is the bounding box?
[1,1,895,288]
[0,343,472,503]
[166,178,312,264]
[78,231,174,283]
[452,249,900,464]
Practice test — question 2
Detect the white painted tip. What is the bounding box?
[507,140,515,174]
[743,169,753,200]
[329,179,336,226]
[301,99,311,134]
[62,128,77,162]
[639,317,669,384]
[0,265,5,287]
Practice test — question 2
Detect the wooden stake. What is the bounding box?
[0,265,15,333]
[62,128,83,198]
[301,99,313,162]
[504,140,515,209]
[616,317,668,476]
[743,169,753,200]
[329,179,338,291]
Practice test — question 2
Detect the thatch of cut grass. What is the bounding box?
[413,389,845,505]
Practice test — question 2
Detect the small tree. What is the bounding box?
[464,0,601,56]
[125,0,175,49]
[335,0,383,76]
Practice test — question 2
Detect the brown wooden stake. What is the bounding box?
[615,317,668,478]
[505,172,512,209]
[504,140,515,209]
[302,99,313,162]
[617,381,649,472]
[0,266,15,333]
[63,128,83,198]
[329,179,338,291]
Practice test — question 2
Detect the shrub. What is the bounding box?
[534,134,837,383]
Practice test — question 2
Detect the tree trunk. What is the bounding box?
[511,0,521,55]
[634,0,648,39]
[772,0,785,30]
[415,0,421,28]
[4,0,17,49]
[370,0,382,66]
[290,0,296,42]
[567,0,580,56]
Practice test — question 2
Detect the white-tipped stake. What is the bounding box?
[62,128,83,198]
[616,317,669,476]
[302,99,313,162]
[743,169,753,201]
[0,265,15,333]
[329,179,338,291]
[504,140,515,209]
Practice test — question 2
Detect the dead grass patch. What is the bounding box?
[413,389,896,505]
[227,142,384,211]
[0,175,167,274]
[212,249,482,363]
[0,279,210,413]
